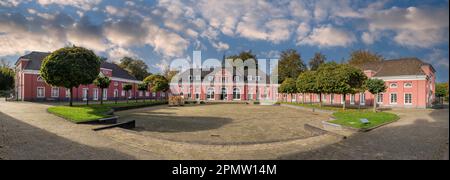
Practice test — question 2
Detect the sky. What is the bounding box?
[0,0,449,82]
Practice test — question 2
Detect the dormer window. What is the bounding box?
[37,75,44,82]
[390,83,398,88]
[404,82,413,88]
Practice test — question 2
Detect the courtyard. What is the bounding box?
[115,104,329,145]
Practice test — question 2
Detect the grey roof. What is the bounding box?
[18,51,137,81]
[177,68,273,84]
[361,58,434,77]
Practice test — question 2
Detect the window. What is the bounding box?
[377,93,384,104]
[121,90,125,97]
[82,88,88,101]
[65,89,71,98]
[248,88,254,100]
[188,75,193,81]
[233,88,241,100]
[341,95,344,104]
[145,92,149,97]
[390,93,398,104]
[390,83,398,88]
[103,89,108,100]
[114,89,119,98]
[208,76,214,81]
[256,76,261,81]
[196,76,201,81]
[292,94,297,102]
[350,94,355,104]
[330,94,334,104]
[93,88,98,100]
[404,82,413,88]
[234,76,240,82]
[37,87,45,98]
[51,87,59,98]
[128,90,132,98]
[37,76,44,82]
[161,92,166,97]
[405,93,412,104]
[152,92,156,97]
[248,75,253,81]
[322,94,327,102]
[195,93,200,100]
[360,93,366,105]
[207,88,215,100]
[139,91,143,97]
[316,94,320,102]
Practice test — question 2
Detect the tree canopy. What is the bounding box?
[93,75,111,104]
[118,57,151,81]
[144,74,169,92]
[348,50,384,67]
[309,52,326,71]
[0,67,15,95]
[278,49,306,83]
[279,78,297,94]
[365,78,387,112]
[436,82,449,99]
[40,46,101,106]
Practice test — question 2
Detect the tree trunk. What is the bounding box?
[126,91,129,104]
[302,93,305,104]
[342,94,346,110]
[290,93,293,103]
[374,93,378,113]
[86,89,89,106]
[100,88,103,105]
[70,88,73,106]
[319,93,322,107]
[143,91,145,103]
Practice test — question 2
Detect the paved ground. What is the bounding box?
[115,104,329,145]
[279,107,449,160]
[0,99,448,160]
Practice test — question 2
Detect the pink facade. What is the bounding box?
[14,52,167,102]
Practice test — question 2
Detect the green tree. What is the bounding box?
[0,67,15,98]
[138,83,149,102]
[333,64,368,110]
[315,62,341,107]
[122,84,132,103]
[40,46,100,106]
[365,78,387,112]
[309,52,326,71]
[227,50,257,62]
[279,78,297,102]
[297,71,317,104]
[278,49,306,83]
[436,82,449,103]
[118,57,151,81]
[144,74,169,100]
[93,75,111,105]
[348,50,384,68]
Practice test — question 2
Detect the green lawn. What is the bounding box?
[330,111,399,129]
[281,102,399,130]
[48,101,167,123]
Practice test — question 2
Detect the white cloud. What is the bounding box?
[37,0,102,10]
[211,41,229,51]
[298,25,356,47]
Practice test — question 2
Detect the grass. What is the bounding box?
[281,102,399,130]
[48,100,167,123]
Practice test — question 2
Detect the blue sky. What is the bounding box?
[0,0,448,82]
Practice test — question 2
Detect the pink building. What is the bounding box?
[15,51,166,102]
[281,58,436,109]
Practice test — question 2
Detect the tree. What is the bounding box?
[348,50,384,68]
[279,78,297,102]
[122,84,132,103]
[0,67,15,99]
[297,71,317,104]
[315,62,341,107]
[144,74,169,100]
[333,64,368,110]
[227,50,257,63]
[436,82,449,103]
[40,46,100,106]
[309,52,326,71]
[118,57,151,81]
[93,75,111,105]
[365,78,387,112]
[278,49,306,83]
[138,83,149,102]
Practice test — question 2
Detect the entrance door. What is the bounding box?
[221,88,227,100]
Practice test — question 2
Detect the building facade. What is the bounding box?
[15,52,166,102]
[281,58,436,108]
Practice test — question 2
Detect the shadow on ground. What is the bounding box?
[278,107,449,160]
[0,112,135,160]
[122,111,233,133]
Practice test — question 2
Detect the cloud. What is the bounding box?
[298,25,356,47]
[37,0,102,10]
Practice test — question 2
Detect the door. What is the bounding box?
[221,88,227,100]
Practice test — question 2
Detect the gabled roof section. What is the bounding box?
[361,58,434,77]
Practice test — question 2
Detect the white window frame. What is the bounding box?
[234,76,240,82]
[139,91,143,97]
[350,94,355,105]
[323,94,327,102]
[103,89,108,100]
[341,95,344,105]
[248,75,253,81]
[51,87,59,98]
[93,88,98,100]
[360,93,366,105]
[121,90,125,97]
[233,88,241,100]
[377,93,384,104]
[65,89,71,98]
[128,90,132,99]
[207,88,215,100]
[404,93,412,105]
[152,92,156,97]
[114,89,119,98]
[195,75,201,81]
[404,82,413,88]
[37,87,45,98]
[256,76,261,81]
[208,76,214,81]
[82,88,88,101]
[390,83,398,88]
[390,93,398,105]
[145,91,149,97]
[161,92,166,97]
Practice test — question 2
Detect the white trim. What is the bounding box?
[93,88,98,100]
[103,89,108,100]
[110,77,142,84]
[373,75,427,81]
[51,87,59,98]
[233,87,241,100]
[360,93,366,105]
[37,87,45,98]
[23,70,40,74]
[350,94,355,105]
[377,93,384,104]
[82,88,88,101]
[404,82,413,88]
[390,93,398,105]
[404,93,413,105]
[100,68,112,71]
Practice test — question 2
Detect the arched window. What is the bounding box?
[207,88,215,100]
[233,88,241,100]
